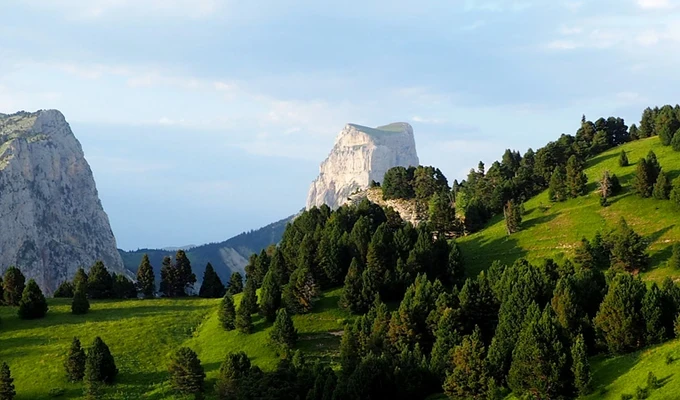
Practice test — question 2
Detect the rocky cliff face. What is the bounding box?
[0,110,125,293]
[306,122,419,210]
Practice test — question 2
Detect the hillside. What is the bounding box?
[457,137,680,281]
[0,289,350,399]
[119,215,293,285]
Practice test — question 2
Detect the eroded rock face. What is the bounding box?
[306,122,419,210]
[0,110,125,293]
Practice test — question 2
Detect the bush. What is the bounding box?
[666,353,674,365]
[168,347,205,398]
[647,371,659,390]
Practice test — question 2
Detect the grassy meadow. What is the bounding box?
[0,288,350,399]
[458,137,680,282]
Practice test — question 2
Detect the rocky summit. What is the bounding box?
[306,122,419,210]
[0,110,126,293]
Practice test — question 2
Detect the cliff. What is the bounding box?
[0,110,126,293]
[306,122,419,209]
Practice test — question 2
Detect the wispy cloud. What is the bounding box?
[637,0,674,9]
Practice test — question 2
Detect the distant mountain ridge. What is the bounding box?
[119,215,294,285]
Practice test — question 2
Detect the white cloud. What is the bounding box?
[20,0,223,19]
[559,25,583,35]
[637,0,674,9]
[412,116,446,124]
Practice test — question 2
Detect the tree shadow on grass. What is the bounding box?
[459,234,527,277]
[649,244,675,270]
[607,191,634,206]
[591,352,641,392]
[522,212,559,230]
[646,225,675,246]
[586,152,620,169]
[658,373,674,388]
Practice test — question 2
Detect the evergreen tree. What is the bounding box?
[259,269,282,322]
[84,337,118,384]
[339,325,361,378]
[282,266,319,314]
[87,261,113,299]
[362,224,394,298]
[609,218,649,273]
[198,263,225,298]
[269,308,298,355]
[599,170,613,201]
[71,281,90,315]
[65,337,86,382]
[566,155,588,197]
[428,191,458,234]
[235,301,253,334]
[0,363,15,400]
[174,250,196,296]
[634,158,653,197]
[593,273,646,353]
[656,105,679,145]
[54,281,75,298]
[17,279,48,319]
[227,272,244,295]
[136,254,155,299]
[508,307,572,399]
[670,243,680,270]
[548,166,567,202]
[551,276,581,333]
[73,267,88,290]
[443,326,488,399]
[218,294,236,331]
[672,127,680,151]
[241,277,258,316]
[3,267,25,306]
[159,256,174,297]
[339,258,367,314]
[350,216,372,263]
[571,333,592,396]
[646,150,662,184]
[642,283,666,345]
[446,242,465,288]
[639,107,655,138]
[503,200,522,234]
[619,149,629,166]
[168,347,205,398]
[652,170,671,200]
[112,274,137,299]
[430,308,462,378]
[215,352,251,399]
[672,177,680,207]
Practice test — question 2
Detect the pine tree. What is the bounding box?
[642,283,666,344]
[446,242,465,288]
[159,256,174,297]
[646,150,662,184]
[282,266,319,314]
[430,308,462,377]
[593,273,646,353]
[269,308,298,355]
[672,177,680,207]
[54,281,75,298]
[443,326,488,399]
[259,269,282,322]
[240,277,258,316]
[670,243,680,270]
[503,200,522,234]
[566,155,588,197]
[339,325,361,378]
[548,166,567,202]
[136,254,155,299]
[428,191,458,233]
[235,301,253,334]
[87,261,113,299]
[71,281,90,315]
[551,276,581,333]
[215,352,251,399]
[339,258,367,314]
[17,279,48,319]
[174,250,196,296]
[84,337,118,384]
[599,170,613,201]
[619,149,629,166]
[609,218,649,273]
[65,337,86,382]
[227,272,244,295]
[672,127,680,151]
[198,263,225,298]
[218,294,236,331]
[634,158,652,197]
[571,333,592,396]
[0,363,15,400]
[73,267,88,290]
[168,347,205,398]
[3,267,25,306]
[112,274,137,299]
[653,170,671,200]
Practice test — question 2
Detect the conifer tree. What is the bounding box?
[548,166,567,202]
[566,155,588,197]
[159,256,174,297]
[84,337,118,384]
[3,267,25,306]
[0,362,15,400]
[672,177,680,207]
[112,274,137,299]
[508,307,572,399]
[65,337,86,382]
[430,308,462,377]
[339,258,367,314]
[54,281,75,298]
[593,273,646,353]
[551,276,581,333]
[672,128,680,151]
[670,243,680,270]
[71,281,90,315]
[198,263,225,298]
[240,277,258,316]
[362,224,394,297]
[350,216,372,263]
[259,269,282,322]
[642,283,666,344]
[227,272,244,295]
[73,267,88,290]
[215,352,251,399]
[619,149,629,166]
[428,191,458,233]
[136,254,155,299]
[168,347,205,398]
[446,242,465,288]
[339,325,361,378]
[646,150,662,184]
[634,158,653,197]
[629,123,640,140]
[443,326,488,399]
[218,294,236,331]
[639,107,656,138]
[653,170,671,200]
[18,279,48,319]
[269,308,298,355]
[87,261,113,299]
[235,301,253,334]
[174,250,196,296]
[599,170,613,201]
[571,333,592,396]
[503,200,522,234]
[609,218,649,273]
[282,266,319,314]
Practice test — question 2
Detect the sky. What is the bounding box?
[2,0,680,250]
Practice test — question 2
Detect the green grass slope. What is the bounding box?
[458,137,680,282]
[0,289,350,399]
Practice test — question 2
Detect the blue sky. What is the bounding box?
[2,0,679,249]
